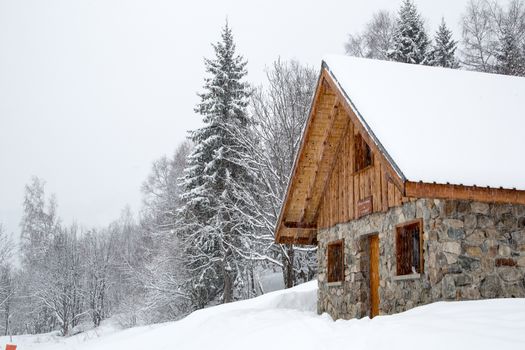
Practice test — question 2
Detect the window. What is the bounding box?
[396,220,423,275]
[327,240,344,283]
[354,133,373,172]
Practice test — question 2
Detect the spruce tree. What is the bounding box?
[429,18,459,68]
[177,22,255,307]
[495,27,525,76]
[388,0,430,64]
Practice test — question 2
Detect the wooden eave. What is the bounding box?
[405,181,525,205]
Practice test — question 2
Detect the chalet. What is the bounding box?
[275,55,525,319]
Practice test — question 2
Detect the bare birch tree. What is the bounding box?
[246,59,318,288]
[345,10,396,60]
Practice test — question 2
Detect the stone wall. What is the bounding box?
[317,198,525,320]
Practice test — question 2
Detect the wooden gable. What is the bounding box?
[275,67,404,245]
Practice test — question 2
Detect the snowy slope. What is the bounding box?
[323,55,525,190]
[2,281,525,350]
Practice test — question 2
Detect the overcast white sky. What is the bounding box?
[0,0,475,237]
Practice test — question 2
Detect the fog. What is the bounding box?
[0,0,471,237]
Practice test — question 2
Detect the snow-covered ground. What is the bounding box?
[2,281,525,350]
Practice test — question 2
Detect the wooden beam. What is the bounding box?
[298,98,340,224]
[301,98,340,222]
[277,235,318,245]
[311,117,351,223]
[283,222,317,229]
[405,181,525,205]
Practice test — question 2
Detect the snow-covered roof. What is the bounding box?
[323,55,525,191]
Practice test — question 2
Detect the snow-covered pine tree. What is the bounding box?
[177,22,256,307]
[388,0,430,64]
[428,18,460,68]
[495,26,525,76]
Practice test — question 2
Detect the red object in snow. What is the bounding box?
[5,344,17,350]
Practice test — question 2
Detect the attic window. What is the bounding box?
[354,133,372,172]
[327,240,344,283]
[396,220,423,276]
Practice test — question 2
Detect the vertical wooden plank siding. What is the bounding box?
[381,167,389,212]
[316,110,405,229]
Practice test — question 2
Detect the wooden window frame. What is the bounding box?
[354,132,373,173]
[395,219,424,276]
[327,239,345,283]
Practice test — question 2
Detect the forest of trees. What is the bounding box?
[1,0,525,338]
[0,23,317,336]
[345,0,525,75]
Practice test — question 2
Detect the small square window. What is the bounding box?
[396,220,423,276]
[327,240,344,283]
[355,133,373,172]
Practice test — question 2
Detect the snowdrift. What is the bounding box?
[2,281,525,350]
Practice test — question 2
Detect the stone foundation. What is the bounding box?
[317,199,525,320]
